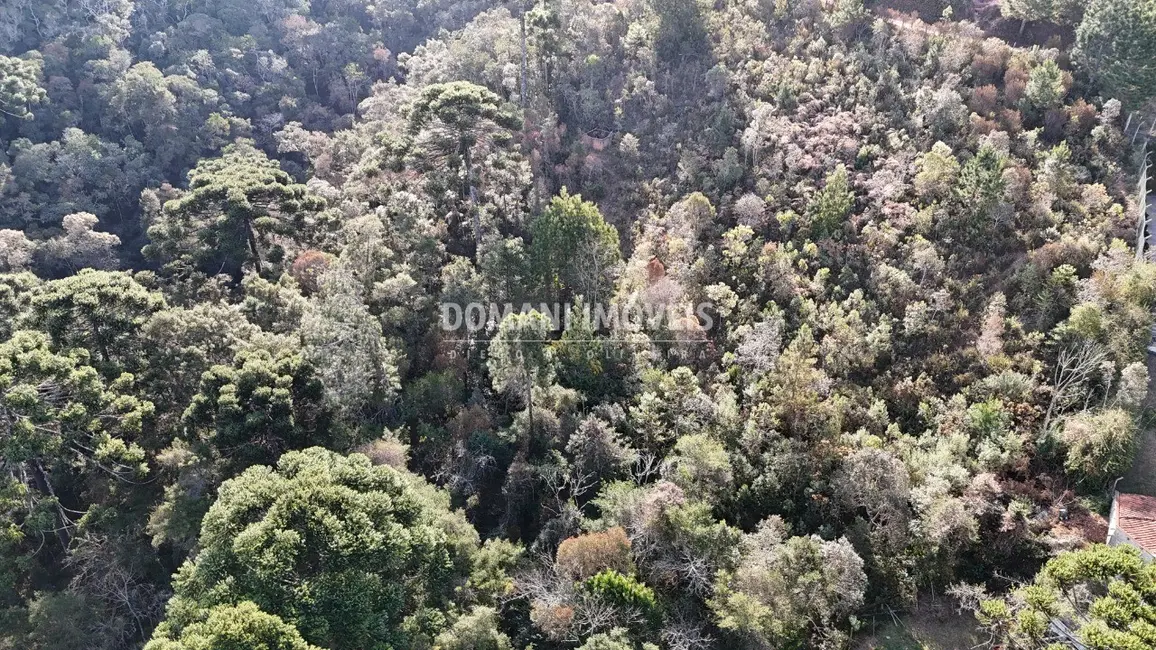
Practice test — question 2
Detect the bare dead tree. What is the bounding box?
[433,438,497,497]
[566,594,643,643]
[1042,342,1110,434]
[66,534,168,644]
[632,451,662,485]
[661,616,715,650]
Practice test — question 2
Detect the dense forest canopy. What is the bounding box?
[2,0,1156,648]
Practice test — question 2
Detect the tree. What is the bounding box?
[734,193,767,229]
[833,448,911,548]
[711,520,867,649]
[1002,0,1058,33]
[529,189,621,303]
[566,414,637,483]
[1043,342,1110,433]
[300,268,401,420]
[432,606,513,650]
[650,0,709,64]
[1025,59,1066,110]
[0,330,153,555]
[1076,0,1156,106]
[1115,362,1149,411]
[1,127,153,230]
[661,434,733,504]
[0,55,46,120]
[406,81,520,249]
[751,326,837,441]
[631,367,716,451]
[576,628,634,650]
[488,310,555,432]
[0,272,38,340]
[824,0,868,33]
[181,347,336,469]
[104,62,178,161]
[556,528,635,580]
[963,544,1156,648]
[144,143,324,279]
[953,145,1007,228]
[28,270,166,372]
[1061,408,1138,484]
[0,230,35,272]
[151,343,338,549]
[581,569,660,628]
[552,309,632,402]
[36,212,121,276]
[143,601,321,650]
[138,302,259,415]
[807,165,854,239]
[149,447,491,650]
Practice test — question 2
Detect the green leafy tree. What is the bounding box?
[576,628,634,650]
[552,307,631,402]
[0,272,38,340]
[632,367,716,451]
[0,330,153,570]
[144,601,321,650]
[711,521,867,649]
[181,347,336,468]
[529,189,621,303]
[825,0,868,33]
[1025,59,1066,110]
[300,268,401,421]
[1061,408,1138,485]
[807,165,854,239]
[149,447,487,650]
[650,0,709,64]
[138,302,259,416]
[28,270,166,372]
[488,310,555,433]
[432,606,513,650]
[1002,0,1058,30]
[1076,0,1156,106]
[406,81,520,248]
[661,434,733,504]
[582,569,661,628]
[952,145,1007,240]
[0,55,46,120]
[150,346,339,551]
[966,544,1156,648]
[144,143,324,279]
[914,142,961,202]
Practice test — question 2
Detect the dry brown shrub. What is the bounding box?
[555,526,634,579]
[355,437,409,468]
[971,41,1010,84]
[1067,98,1097,137]
[969,85,999,117]
[970,114,1000,136]
[998,108,1023,134]
[1004,64,1029,105]
[290,249,333,294]
[530,602,574,640]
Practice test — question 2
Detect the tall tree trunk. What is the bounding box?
[245,219,263,274]
[524,365,534,450]
[29,461,71,548]
[463,145,481,256]
[520,8,528,110]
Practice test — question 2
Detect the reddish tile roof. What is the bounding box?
[1116,493,1156,553]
